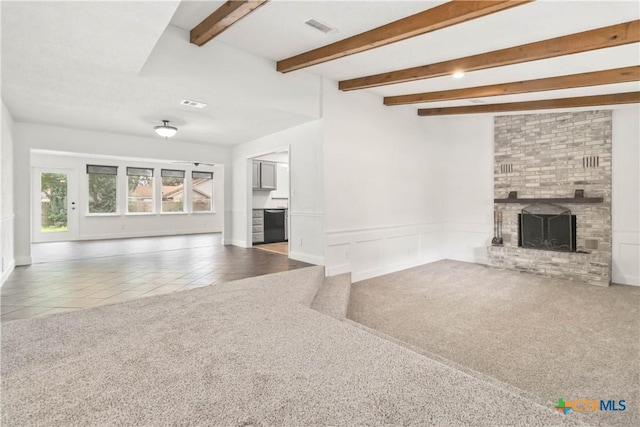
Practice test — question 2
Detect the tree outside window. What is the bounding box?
[40,172,68,232]
[87,165,118,214]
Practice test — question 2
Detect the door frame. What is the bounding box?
[32,167,79,243]
[246,146,290,252]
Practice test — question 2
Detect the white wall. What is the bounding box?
[13,122,231,265]
[30,151,223,241]
[252,190,289,210]
[1,101,16,284]
[612,106,640,285]
[436,115,494,264]
[322,80,442,281]
[231,120,324,265]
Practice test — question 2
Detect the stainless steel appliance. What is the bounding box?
[263,209,286,243]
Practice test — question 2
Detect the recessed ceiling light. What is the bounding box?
[180,99,207,109]
[453,71,465,79]
[305,19,337,34]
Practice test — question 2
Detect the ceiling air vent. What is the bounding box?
[305,19,336,34]
[180,99,207,109]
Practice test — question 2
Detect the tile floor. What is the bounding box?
[254,242,289,255]
[2,234,310,321]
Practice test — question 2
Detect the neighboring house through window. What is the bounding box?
[192,171,213,212]
[127,167,154,213]
[161,169,186,213]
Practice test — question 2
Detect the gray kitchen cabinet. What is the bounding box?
[260,161,277,190]
[252,209,264,243]
[252,162,260,189]
[252,160,277,191]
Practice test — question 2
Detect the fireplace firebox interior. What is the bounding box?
[518,205,577,252]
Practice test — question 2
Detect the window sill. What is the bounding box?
[86,213,120,217]
[160,212,188,215]
[126,212,157,216]
[192,211,216,215]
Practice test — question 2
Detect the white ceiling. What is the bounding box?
[2,0,639,146]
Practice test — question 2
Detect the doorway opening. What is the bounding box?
[32,168,79,243]
[249,149,290,256]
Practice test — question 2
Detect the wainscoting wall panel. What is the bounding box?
[1,215,16,285]
[231,210,249,247]
[325,223,442,282]
[289,211,324,266]
[612,230,640,285]
[442,221,493,265]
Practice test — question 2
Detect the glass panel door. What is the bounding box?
[32,168,78,242]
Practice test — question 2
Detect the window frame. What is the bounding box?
[191,171,215,214]
[126,167,156,215]
[160,169,187,214]
[86,164,119,216]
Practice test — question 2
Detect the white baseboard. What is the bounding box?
[326,263,351,277]
[446,253,489,266]
[229,239,248,248]
[76,229,222,241]
[15,256,32,266]
[612,274,640,286]
[352,256,441,283]
[289,251,324,266]
[1,259,16,286]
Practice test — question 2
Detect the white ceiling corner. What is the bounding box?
[2,1,181,74]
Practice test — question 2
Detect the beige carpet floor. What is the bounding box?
[3,266,586,426]
[348,259,640,427]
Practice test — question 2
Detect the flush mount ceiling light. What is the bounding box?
[452,71,465,79]
[154,120,178,138]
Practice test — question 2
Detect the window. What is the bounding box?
[127,167,154,213]
[161,169,186,213]
[87,165,118,214]
[192,171,214,212]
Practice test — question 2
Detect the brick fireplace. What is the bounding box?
[487,110,612,286]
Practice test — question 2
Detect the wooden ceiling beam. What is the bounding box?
[190,0,270,47]
[276,1,532,73]
[416,92,640,116]
[385,66,640,106]
[341,20,640,91]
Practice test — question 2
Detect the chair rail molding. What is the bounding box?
[325,222,443,282]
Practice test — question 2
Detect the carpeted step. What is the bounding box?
[310,273,351,320]
[2,268,588,426]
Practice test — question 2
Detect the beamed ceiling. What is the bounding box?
[2,0,639,145]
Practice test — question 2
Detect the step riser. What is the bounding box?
[310,273,352,320]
